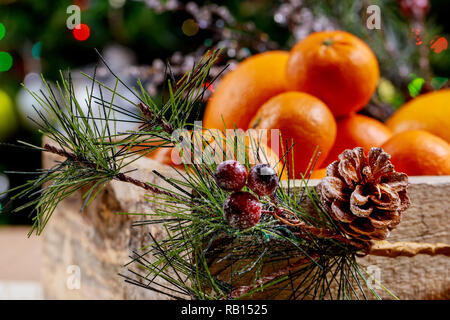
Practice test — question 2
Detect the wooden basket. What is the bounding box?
[41,141,450,299]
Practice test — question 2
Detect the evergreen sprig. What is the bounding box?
[119,135,395,300]
[4,48,394,300]
[4,49,222,236]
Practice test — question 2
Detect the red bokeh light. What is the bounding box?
[203,82,215,93]
[73,0,90,11]
[73,24,90,41]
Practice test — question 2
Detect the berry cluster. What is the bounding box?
[214,160,279,230]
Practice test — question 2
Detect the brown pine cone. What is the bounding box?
[317,147,411,241]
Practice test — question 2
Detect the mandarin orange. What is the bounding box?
[203,51,289,130]
[249,92,336,178]
[147,129,285,178]
[381,130,450,176]
[322,113,392,166]
[147,129,224,167]
[310,168,327,179]
[286,31,379,117]
[386,89,450,143]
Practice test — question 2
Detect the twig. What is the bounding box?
[137,103,174,134]
[262,208,368,252]
[264,207,450,258]
[369,240,450,258]
[43,144,95,168]
[114,172,184,201]
[43,143,185,201]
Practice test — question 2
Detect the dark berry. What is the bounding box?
[248,164,278,196]
[223,191,262,230]
[214,160,248,192]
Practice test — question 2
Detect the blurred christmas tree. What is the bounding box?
[0,0,448,224]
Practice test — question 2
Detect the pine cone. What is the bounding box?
[317,147,411,240]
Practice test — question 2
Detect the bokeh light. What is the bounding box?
[0,174,10,201]
[73,0,90,11]
[377,78,396,103]
[16,73,45,129]
[0,52,13,72]
[73,24,90,41]
[203,81,214,94]
[32,41,42,59]
[109,0,126,9]
[430,77,448,90]
[408,76,425,98]
[182,19,199,36]
[0,90,18,139]
[0,23,5,41]
[204,38,212,46]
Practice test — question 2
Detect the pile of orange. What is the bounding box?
[146,129,286,177]
[383,90,450,176]
[203,30,384,178]
[151,30,450,178]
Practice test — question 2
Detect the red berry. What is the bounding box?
[214,160,248,192]
[223,191,262,230]
[248,164,278,196]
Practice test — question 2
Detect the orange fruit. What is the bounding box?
[286,31,379,117]
[202,129,282,170]
[310,168,327,179]
[249,92,337,178]
[132,140,166,159]
[385,89,450,143]
[221,129,287,179]
[147,129,224,167]
[147,130,286,178]
[203,51,289,130]
[381,130,450,176]
[323,113,392,166]
[147,146,184,168]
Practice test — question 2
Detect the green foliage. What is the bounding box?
[3,49,221,235]
[3,49,396,299]
[120,136,394,300]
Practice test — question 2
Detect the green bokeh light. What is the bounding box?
[32,41,42,59]
[408,77,425,98]
[0,52,13,71]
[0,90,18,139]
[0,23,5,41]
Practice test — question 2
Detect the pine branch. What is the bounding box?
[137,102,173,134]
[43,143,185,201]
[5,49,222,236]
[121,136,385,300]
[43,143,97,170]
[114,172,186,202]
[263,207,368,252]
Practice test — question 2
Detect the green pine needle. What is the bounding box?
[3,49,222,236]
[121,133,388,300]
